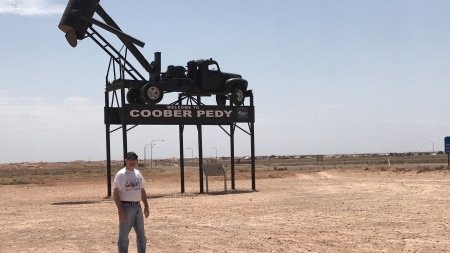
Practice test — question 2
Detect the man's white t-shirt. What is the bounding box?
[114,167,146,202]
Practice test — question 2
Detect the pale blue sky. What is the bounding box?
[1,0,450,163]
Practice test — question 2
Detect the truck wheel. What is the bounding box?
[141,83,163,104]
[216,94,227,106]
[230,86,245,106]
[126,88,144,104]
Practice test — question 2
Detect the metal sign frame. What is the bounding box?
[104,83,256,196]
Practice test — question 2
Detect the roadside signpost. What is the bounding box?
[445,137,450,165]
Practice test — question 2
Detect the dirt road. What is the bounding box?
[1,168,449,252]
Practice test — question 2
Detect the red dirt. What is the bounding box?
[1,167,449,252]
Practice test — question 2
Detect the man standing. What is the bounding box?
[113,152,149,253]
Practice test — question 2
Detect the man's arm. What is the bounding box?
[141,188,149,218]
[113,188,126,221]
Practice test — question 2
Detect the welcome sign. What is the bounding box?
[105,104,254,125]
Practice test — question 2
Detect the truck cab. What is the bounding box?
[186,59,247,106]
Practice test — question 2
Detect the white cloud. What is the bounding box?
[0,0,64,16]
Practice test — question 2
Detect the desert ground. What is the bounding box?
[0,158,449,252]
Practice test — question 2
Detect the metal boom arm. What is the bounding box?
[93,5,155,77]
[59,1,158,80]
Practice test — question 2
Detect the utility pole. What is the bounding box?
[150,139,164,169]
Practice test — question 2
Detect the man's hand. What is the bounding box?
[141,188,149,218]
[118,208,126,222]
